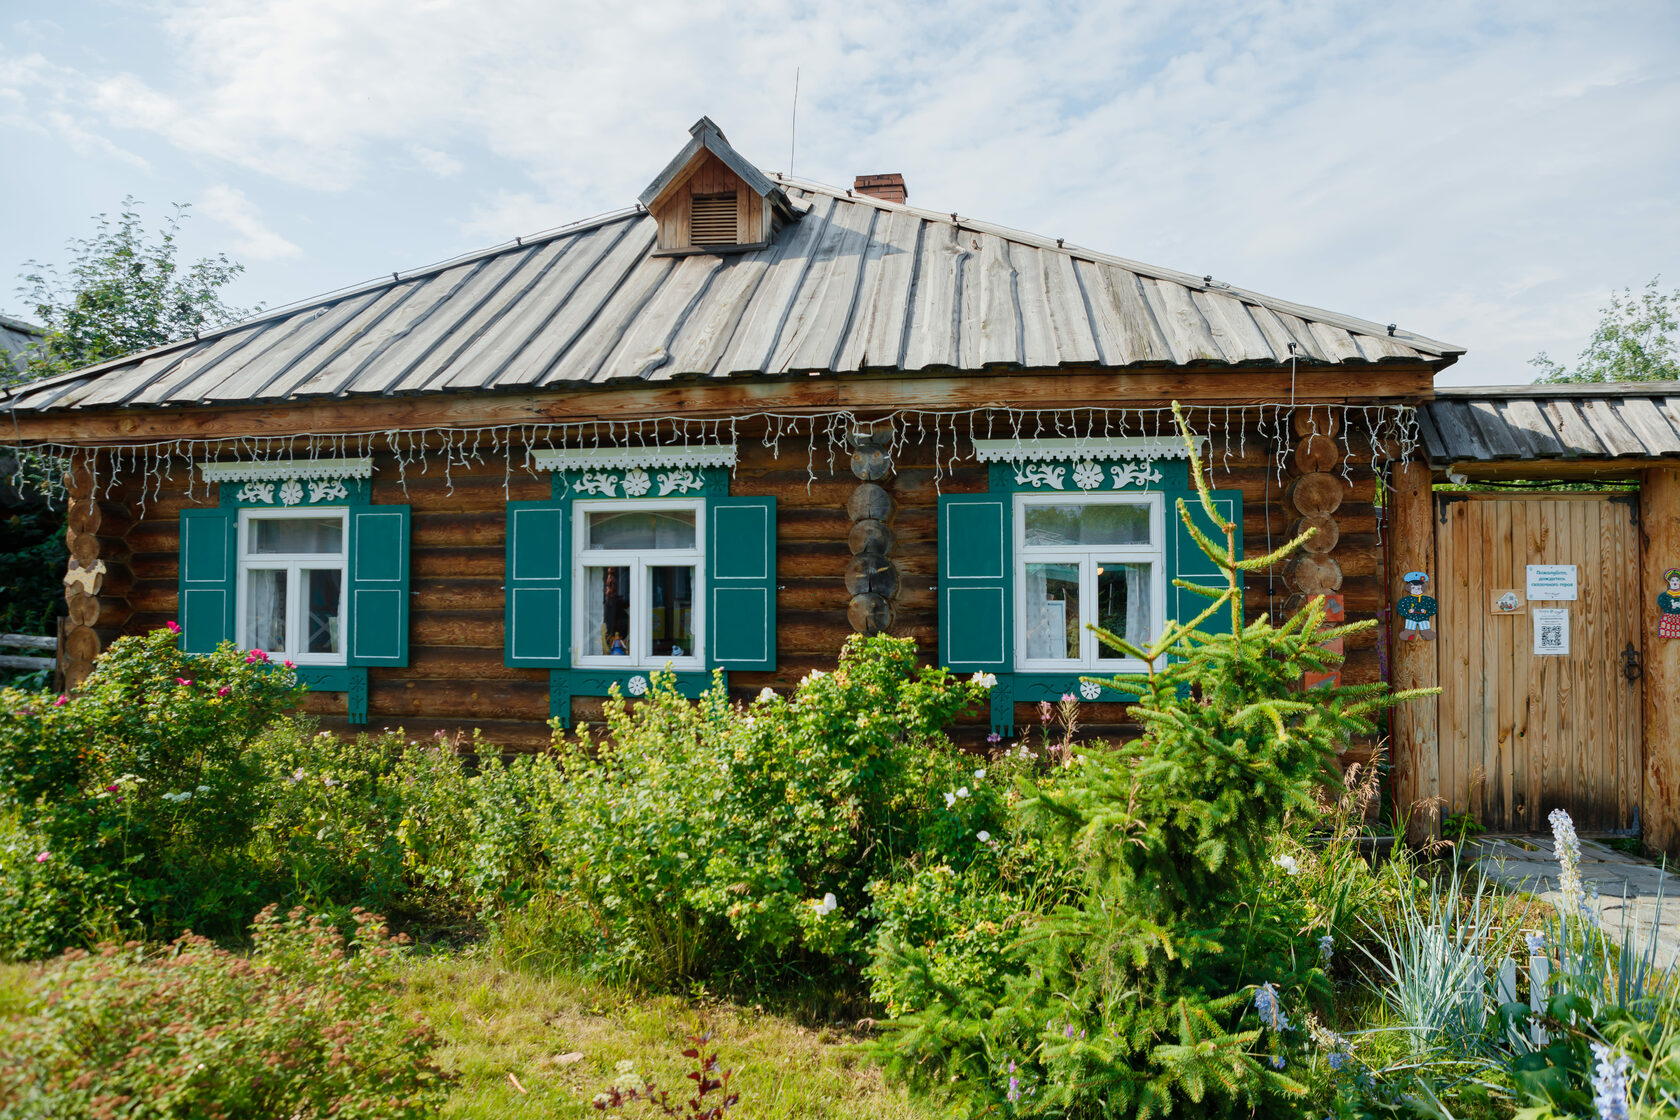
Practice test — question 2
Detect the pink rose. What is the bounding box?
[283,660,295,669]
[176,678,192,687]
[217,687,231,697]
[53,695,68,707]
[35,851,49,863]
[165,621,181,633]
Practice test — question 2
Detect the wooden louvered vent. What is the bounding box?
[689,194,739,246]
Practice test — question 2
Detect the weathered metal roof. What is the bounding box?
[0,314,42,369]
[1420,383,1680,464]
[0,179,1463,414]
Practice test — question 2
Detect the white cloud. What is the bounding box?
[3,0,1676,382]
[408,144,463,179]
[198,183,301,260]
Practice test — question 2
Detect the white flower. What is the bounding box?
[944,791,957,808]
[956,787,970,799]
[1590,1042,1631,1120]
[195,785,210,793]
[1550,809,1589,920]
[757,687,778,703]
[817,892,838,915]
[974,768,986,780]
[1273,854,1299,876]
[977,830,992,843]
[970,672,998,689]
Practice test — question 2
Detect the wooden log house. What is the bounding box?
[0,118,1463,754]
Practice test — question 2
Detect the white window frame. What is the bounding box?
[1013,492,1165,674]
[572,497,706,671]
[237,507,350,667]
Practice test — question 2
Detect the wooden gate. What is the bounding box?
[1434,492,1642,832]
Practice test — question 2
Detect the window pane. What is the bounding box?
[585,565,633,656]
[649,566,695,659]
[1024,562,1079,660]
[1096,562,1152,658]
[586,509,696,551]
[1024,503,1150,547]
[247,568,288,652]
[250,516,343,555]
[305,568,343,654]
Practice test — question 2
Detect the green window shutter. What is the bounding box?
[708,497,776,671]
[505,501,570,668]
[347,505,410,666]
[178,508,236,653]
[1172,488,1243,634]
[939,494,1011,672]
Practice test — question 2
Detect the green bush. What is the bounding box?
[542,635,991,986]
[869,405,1428,1119]
[0,905,446,1119]
[0,628,300,956]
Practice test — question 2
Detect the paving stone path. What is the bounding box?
[1467,835,1680,965]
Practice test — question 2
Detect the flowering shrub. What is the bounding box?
[0,905,446,1119]
[252,722,573,924]
[0,627,300,956]
[542,634,991,985]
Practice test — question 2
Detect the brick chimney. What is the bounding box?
[853,173,908,204]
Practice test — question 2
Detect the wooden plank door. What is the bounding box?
[1434,493,1642,832]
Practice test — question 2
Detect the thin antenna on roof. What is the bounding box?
[789,67,800,179]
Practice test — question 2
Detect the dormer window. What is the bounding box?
[640,116,800,255]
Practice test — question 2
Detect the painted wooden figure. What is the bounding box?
[1398,571,1438,642]
[1659,568,1680,639]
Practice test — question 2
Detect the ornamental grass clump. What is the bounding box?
[0,905,446,1120]
[871,403,1432,1119]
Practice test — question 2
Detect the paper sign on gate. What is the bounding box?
[1532,608,1570,656]
[1525,565,1578,601]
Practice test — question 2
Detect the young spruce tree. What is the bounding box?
[875,404,1430,1118]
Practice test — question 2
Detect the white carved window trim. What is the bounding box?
[1013,491,1165,675]
[201,457,374,483]
[236,507,349,667]
[972,437,1199,464]
[531,444,737,473]
[572,497,707,672]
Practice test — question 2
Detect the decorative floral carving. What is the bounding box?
[572,471,620,496]
[627,675,649,696]
[236,481,275,504]
[309,478,349,503]
[1079,679,1103,701]
[278,479,305,507]
[1072,460,1105,490]
[657,468,705,495]
[622,468,652,497]
[1013,463,1066,490]
[1110,460,1163,488]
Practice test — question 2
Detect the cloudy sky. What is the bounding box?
[2,1,1676,385]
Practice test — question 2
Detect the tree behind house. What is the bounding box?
[1531,276,1680,384]
[5,196,255,387]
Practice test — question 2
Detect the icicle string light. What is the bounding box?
[4,403,1421,512]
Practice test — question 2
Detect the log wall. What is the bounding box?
[84,416,1393,758]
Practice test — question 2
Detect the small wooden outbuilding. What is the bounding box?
[1393,384,1680,856]
[1,118,1462,761]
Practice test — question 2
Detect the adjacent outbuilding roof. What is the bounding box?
[1420,383,1680,464]
[1,173,1463,415]
[0,314,42,369]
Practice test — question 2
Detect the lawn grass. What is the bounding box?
[395,951,933,1119]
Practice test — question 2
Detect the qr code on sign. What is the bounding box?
[1541,624,1563,648]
